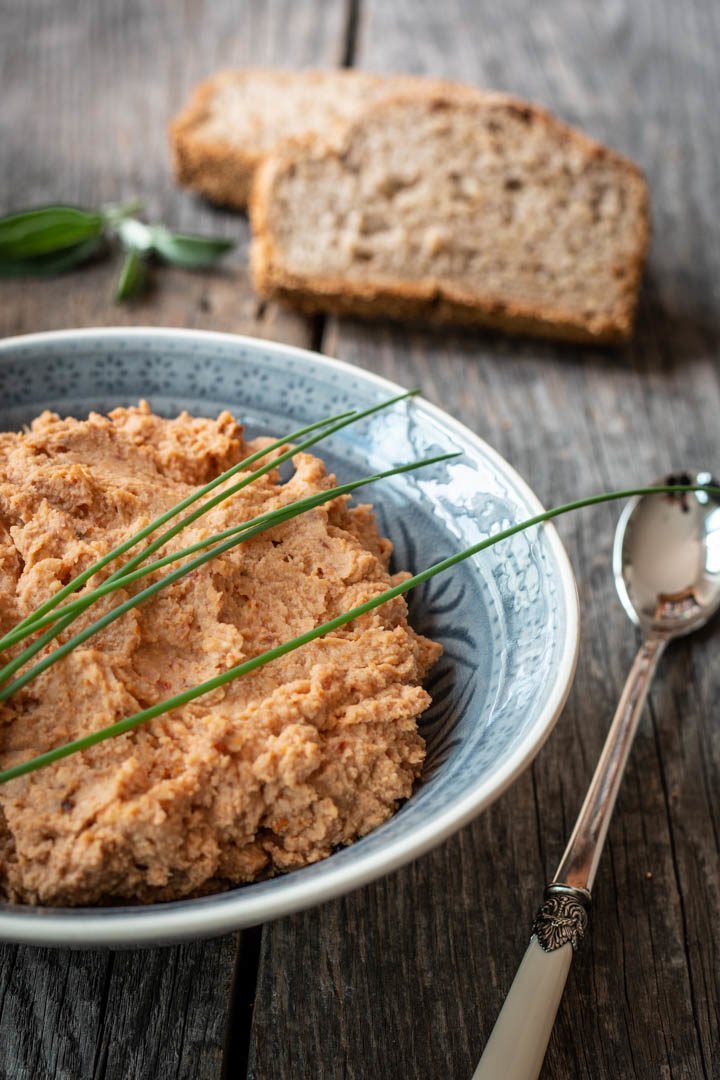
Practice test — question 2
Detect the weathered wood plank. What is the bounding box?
[0,2,349,1079]
[0,946,110,1080]
[3,0,720,1077]
[91,938,239,1080]
[0,259,309,343]
[249,1,720,1077]
[0,937,239,1080]
[0,0,350,342]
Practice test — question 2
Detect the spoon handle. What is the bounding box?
[470,936,573,1080]
[472,635,666,1080]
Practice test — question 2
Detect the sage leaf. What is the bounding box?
[150,226,234,268]
[0,235,103,278]
[0,198,234,300]
[0,206,103,259]
[115,248,148,301]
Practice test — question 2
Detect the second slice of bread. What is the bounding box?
[170,68,478,209]
[250,92,650,344]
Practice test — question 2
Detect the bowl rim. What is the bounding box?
[0,326,580,947]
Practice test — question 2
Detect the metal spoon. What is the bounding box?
[473,472,720,1080]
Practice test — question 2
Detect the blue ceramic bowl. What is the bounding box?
[0,328,578,947]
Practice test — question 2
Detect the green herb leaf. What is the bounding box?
[1,407,359,648]
[0,452,458,702]
[0,235,103,278]
[150,226,234,268]
[1,480,718,786]
[114,248,148,301]
[0,206,103,259]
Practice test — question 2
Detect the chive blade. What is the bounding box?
[0,451,460,646]
[0,451,459,696]
[0,409,357,648]
[1,392,417,658]
[1,482,718,786]
[101,390,418,584]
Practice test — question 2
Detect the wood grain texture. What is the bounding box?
[0,937,238,1080]
[249,2,720,1079]
[0,2,343,1079]
[2,1,720,1079]
[0,0,348,341]
[90,939,239,1080]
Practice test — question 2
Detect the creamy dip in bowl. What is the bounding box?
[0,328,578,947]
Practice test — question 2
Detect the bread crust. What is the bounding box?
[249,90,650,344]
[169,69,482,210]
[169,69,263,208]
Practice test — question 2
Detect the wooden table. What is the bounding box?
[2,2,719,1077]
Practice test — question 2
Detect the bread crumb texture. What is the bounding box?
[170,69,474,208]
[250,93,649,342]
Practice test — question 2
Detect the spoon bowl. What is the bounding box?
[475,469,720,1080]
[613,471,720,638]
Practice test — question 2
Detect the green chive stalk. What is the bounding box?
[1,392,417,667]
[1,408,355,647]
[0,453,458,649]
[0,452,458,698]
[1,483,717,786]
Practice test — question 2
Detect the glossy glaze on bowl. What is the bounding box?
[0,329,578,947]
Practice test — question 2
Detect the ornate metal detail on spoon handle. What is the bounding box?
[473,479,720,1080]
[473,638,669,1080]
[531,884,591,953]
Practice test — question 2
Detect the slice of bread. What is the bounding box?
[170,69,478,209]
[250,92,650,343]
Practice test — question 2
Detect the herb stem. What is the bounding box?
[0,392,416,666]
[0,452,457,646]
[101,199,145,225]
[2,408,352,647]
[0,451,457,697]
[1,483,717,786]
